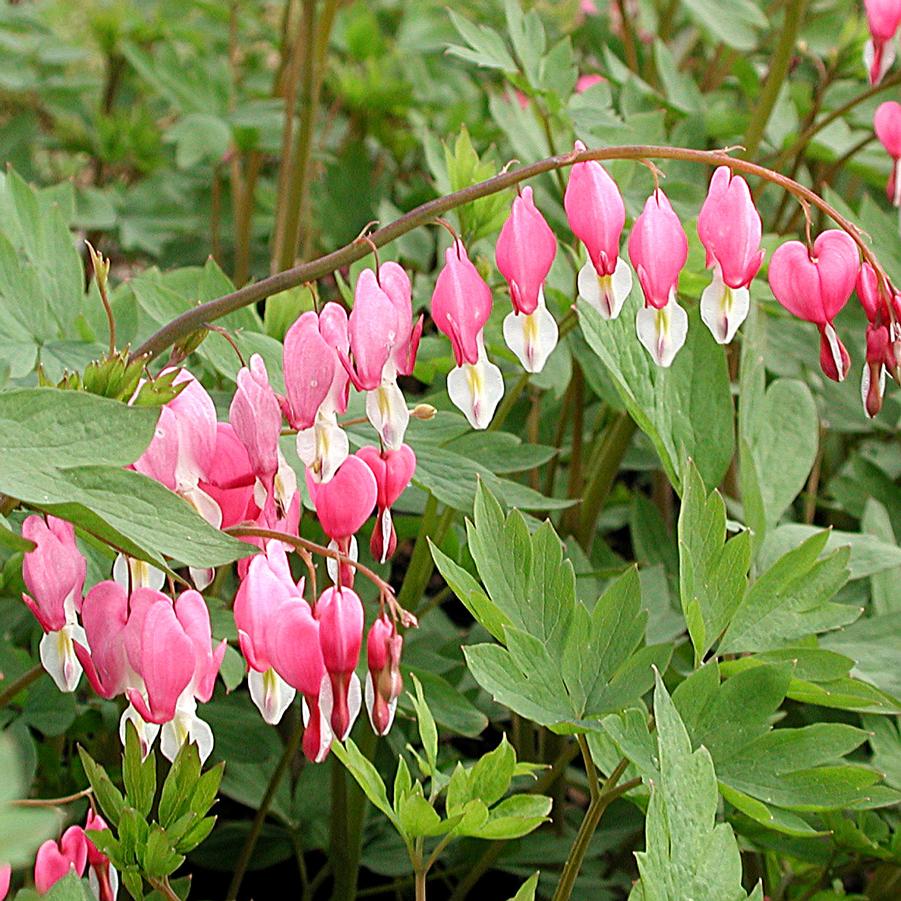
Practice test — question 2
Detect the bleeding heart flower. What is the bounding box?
[432,239,504,428]
[863,0,901,84]
[628,189,689,366]
[84,811,118,901]
[21,515,87,693]
[495,187,559,372]
[356,444,416,563]
[268,598,331,762]
[315,586,364,741]
[697,167,764,343]
[34,827,88,894]
[875,101,901,206]
[307,454,377,587]
[365,614,404,736]
[234,545,302,724]
[566,141,633,320]
[284,304,351,483]
[768,230,860,382]
[74,580,130,700]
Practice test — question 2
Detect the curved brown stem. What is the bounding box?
[132,144,895,364]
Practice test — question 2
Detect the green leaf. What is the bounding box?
[821,612,901,700]
[123,722,156,819]
[331,738,398,828]
[164,113,231,169]
[507,872,540,901]
[862,499,901,615]
[463,794,551,840]
[719,530,857,653]
[428,540,510,642]
[578,298,734,492]
[468,736,516,808]
[41,873,95,901]
[678,460,749,663]
[629,672,762,901]
[759,523,901,581]
[397,791,444,838]
[400,667,488,738]
[158,742,201,829]
[408,674,439,773]
[679,0,768,51]
[0,733,59,867]
[742,379,819,531]
[0,388,248,568]
[446,11,517,72]
[141,825,184,879]
[78,746,124,828]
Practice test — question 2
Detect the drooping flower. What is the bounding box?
[315,586,364,741]
[495,187,559,372]
[34,827,88,894]
[306,454,377,587]
[125,589,225,763]
[365,613,403,736]
[84,811,118,901]
[269,598,331,762]
[230,354,297,518]
[283,304,351,483]
[234,545,302,724]
[565,140,633,320]
[863,0,901,84]
[133,369,221,528]
[0,864,10,901]
[857,263,900,417]
[21,515,87,693]
[874,101,901,206]
[74,581,130,701]
[628,189,689,366]
[342,265,422,449]
[768,230,860,382]
[432,240,504,429]
[697,166,764,343]
[356,444,417,563]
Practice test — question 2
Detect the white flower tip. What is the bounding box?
[700,280,749,345]
[502,290,558,373]
[636,296,688,367]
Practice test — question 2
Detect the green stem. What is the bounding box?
[397,497,454,611]
[574,413,637,550]
[0,664,42,709]
[488,372,529,432]
[226,717,303,901]
[132,145,894,364]
[331,728,376,901]
[742,0,808,158]
[551,758,638,901]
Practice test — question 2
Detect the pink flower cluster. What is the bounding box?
[21,307,416,763]
[863,0,901,84]
[1,812,115,900]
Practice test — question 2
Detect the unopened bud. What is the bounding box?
[411,403,436,421]
[86,241,110,294]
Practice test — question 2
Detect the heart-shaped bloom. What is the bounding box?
[74,580,130,700]
[0,863,9,901]
[433,240,504,428]
[125,589,225,762]
[496,187,559,372]
[365,613,404,735]
[269,598,331,762]
[84,811,118,901]
[198,423,260,530]
[566,141,633,320]
[234,545,302,724]
[284,304,351,483]
[768,230,860,381]
[34,827,88,894]
[628,190,689,366]
[875,101,901,205]
[697,167,764,344]
[356,444,416,562]
[315,586,364,740]
[864,0,901,83]
[21,515,87,693]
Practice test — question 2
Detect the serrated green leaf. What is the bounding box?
[123,722,156,819]
[78,747,124,828]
